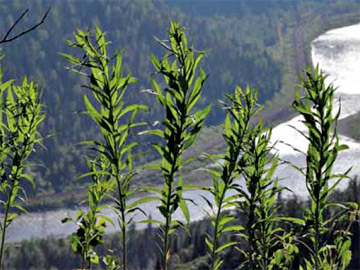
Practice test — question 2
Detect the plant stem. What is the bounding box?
[247,197,256,268]
[121,210,127,270]
[118,181,127,270]
[210,187,227,270]
[0,129,31,268]
[163,181,172,270]
[0,184,13,269]
[162,116,184,270]
[314,201,320,270]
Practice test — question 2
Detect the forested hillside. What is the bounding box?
[0,0,358,196]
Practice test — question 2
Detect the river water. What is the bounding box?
[5,23,360,243]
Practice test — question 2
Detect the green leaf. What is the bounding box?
[219,216,235,227]
[118,104,148,119]
[337,144,349,151]
[77,170,112,180]
[0,79,14,91]
[277,217,305,225]
[179,196,190,225]
[138,129,164,138]
[98,215,115,227]
[70,234,80,253]
[90,253,100,264]
[222,225,244,233]
[83,95,100,119]
[14,205,27,214]
[59,53,82,65]
[139,219,164,226]
[215,241,238,253]
[6,213,19,224]
[205,236,214,251]
[127,196,160,209]
[150,54,161,71]
[21,173,36,191]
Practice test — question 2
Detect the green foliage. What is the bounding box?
[63,27,147,270]
[144,21,211,270]
[0,68,45,266]
[62,157,112,268]
[234,119,284,270]
[292,66,357,270]
[4,179,360,270]
[204,86,260,270]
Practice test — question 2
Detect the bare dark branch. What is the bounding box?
[0,7,51,44]
[2,8,29,42]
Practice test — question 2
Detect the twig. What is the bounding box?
[0,7,51,44]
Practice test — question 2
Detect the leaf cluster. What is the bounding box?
[292,66,356,270]
[204,86,260,270]
[0,69,45,265]
[62,157,113,268]
[63,27,148,270]
[235,123,285,270]
[142,21,211,270]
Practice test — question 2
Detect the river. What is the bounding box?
[5,23,360,243]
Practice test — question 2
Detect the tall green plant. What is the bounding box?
[235,119,283,270]
[62,27,147,270]
[293,66,355,270]
[0,69,45,268]
[204,86,260,270]
[144,22,211,270]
